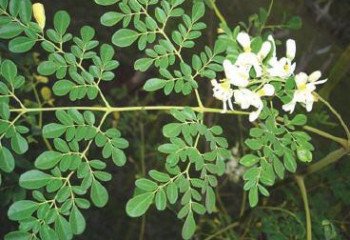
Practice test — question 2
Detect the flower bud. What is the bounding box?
[258,41,271,60]
[262,84,275,96]
[237,32,251,52]
[32,3,46,30]
[286,39,296,60]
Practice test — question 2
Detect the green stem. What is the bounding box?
[10,105,248,115]
[204,222,239,240]
[257,0,274,34]
[316,93,350,142]
[306,147,350,176]
[295,175,312,240]
[208,0,227,25]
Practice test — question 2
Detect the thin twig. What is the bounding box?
[295,175,312,240]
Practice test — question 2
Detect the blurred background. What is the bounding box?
[1,0,350,239]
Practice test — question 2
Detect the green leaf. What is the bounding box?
[192,2,205,21]
[135,178,158,191]
[205,186,216,213]
[11,133,28,154]
[19,0,32,23]
[91,180,109,207]
[155,189,167,211]
[287,16,302,30]
[19,170,52,190]
[101,11,123,26]
[284,152,297,172]
[9,36,36,53]
[94,0,118,6]
[112,29,139,47]
[43,123,67,138]
[290,114,307,126]
[54,11,71,35]
[135,58,153,72]
[166,182,178,204]
[245,139,263,150]
[163,123,182,138]
[0,147,15,173]
[143,78,166,92]
[8,200,38,221]
[55,215,73,240]
[53,80,75,96]
[297,148,312,163]
[248,186,259,207]
[9,0,20,16]
[0,22,23,39]
[69,206,86,235]
[38,61,58,76]
[182,212,196,240]
[35,151,62,170]
[126,192,154,217]
[1,60,17,81]
[240,154,259,167]
[111,148,126,166]
[149,170,170,182]
[4,231,31,240]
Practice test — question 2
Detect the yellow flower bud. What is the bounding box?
[32,3,46,30]
[41,87,52,101]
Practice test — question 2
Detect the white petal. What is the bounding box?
[234,89,251,109]
[268,35,276,57]
[286,39,296,60]
[211,79,218,86]
[228,99,234,111]
[314,78,328,85]
[249,111,260,122]
[290,62,296,75]
[305,99,314,112]
[258,41,271,60]
[282,101,296,113]
[222,101,227,113]
[306,83,316,92]
[295,72,308,87]
[308,71,322,82]
[249,103,263,122]
[223,59,234,79]
[237,32,251,51]
[262,84,275,96]
[253,62,263,78]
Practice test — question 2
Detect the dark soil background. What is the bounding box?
[1,0,350,239]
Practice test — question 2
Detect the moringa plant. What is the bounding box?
[0,0,349,239]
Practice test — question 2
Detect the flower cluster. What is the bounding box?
[211,32,327,121]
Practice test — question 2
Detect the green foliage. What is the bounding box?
[242,108,314,207]
[0,59,28,177]
[98,0,226,96]
[7,110,128,239]
[0,0,346,239]
[126,108,230,239]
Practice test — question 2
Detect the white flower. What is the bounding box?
[282,71,327,113]
[235,32,263,78]
[223,60,250,88]
[268,38,296,78]
[234,84,275,122]
[211,79,234,113]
